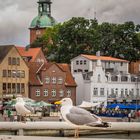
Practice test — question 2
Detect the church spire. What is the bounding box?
[38,0,52,16]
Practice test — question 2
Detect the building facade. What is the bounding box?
[29,63,77,105]
[72,57,139,106]
[0,45,29,101]
[71,54,129,75]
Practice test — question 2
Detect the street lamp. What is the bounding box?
[135,76,139,113]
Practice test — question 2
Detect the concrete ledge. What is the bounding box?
[0,121,140,131]
[0,135,138,140]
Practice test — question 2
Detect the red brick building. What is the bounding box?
[28,62,77,105]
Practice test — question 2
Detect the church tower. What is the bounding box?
[29,0,56,44]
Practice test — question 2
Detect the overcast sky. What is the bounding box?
[0,0,140,46]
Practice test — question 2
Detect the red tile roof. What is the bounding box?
[28,62,43,86]
[57,63,77,87]
[16,46,41,62]
[81,54,129,62]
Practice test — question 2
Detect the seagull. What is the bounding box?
[55,98,110,138]
[15,97,34,122]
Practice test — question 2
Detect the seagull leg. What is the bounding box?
[74,128,79,138]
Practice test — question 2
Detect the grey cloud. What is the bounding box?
[0,0,140,46]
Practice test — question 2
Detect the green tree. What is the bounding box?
[31,17,140,63]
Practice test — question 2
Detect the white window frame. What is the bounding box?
[67,89,71,97]
[45,76,50,84]
[52,89,56,97]
[52,77,56,84]
[58,77,63,84]
[93,88,98,96]
[44,89,48,96]
[59,89,64,97]
[100,88,105,96]
[36,89,40,97]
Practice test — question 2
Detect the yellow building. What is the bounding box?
[0,45,29,100]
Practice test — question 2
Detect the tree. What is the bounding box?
[30,17,140,63]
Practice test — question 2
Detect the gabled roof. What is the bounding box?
[28,62,44,86]
[72,54,129,63]
[57,63,77,87]
[29,62,77,87]
[0,45,14,63]
[16,47,41,62]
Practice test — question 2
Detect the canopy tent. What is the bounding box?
[35,101,53,107]
[4,98,52,108]
[107,103,140,110]
[78,101,101,109]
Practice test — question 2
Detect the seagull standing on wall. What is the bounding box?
[55,98,110,138]
[15,97,34,122]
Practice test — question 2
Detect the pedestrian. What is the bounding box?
[128,112,131,122]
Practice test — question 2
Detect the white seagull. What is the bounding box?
[55,98,110,138]
[15,97,34,122]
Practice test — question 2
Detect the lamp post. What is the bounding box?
[135,76,139,113]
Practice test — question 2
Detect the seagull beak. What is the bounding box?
[54,101,62,105]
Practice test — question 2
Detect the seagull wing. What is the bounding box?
[24,104,34,113]
[66,106,100,126]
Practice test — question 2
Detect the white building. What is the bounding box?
[72,56,139,106]
[71,54,129,75]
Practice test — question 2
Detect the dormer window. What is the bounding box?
[52,77,56,84]
[45,76,50,84]
[58,77,63,84]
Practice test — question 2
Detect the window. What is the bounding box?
[20,71,25,78]
[12,83,16,93]
[45,76,50,84]
[21,83,25,93]
[93,88,98,96]
[76,61,79,65]
[67,89,71,97]
[8,57,11,65]
[100,88,104,96]
[52,77,56,84]
[16,71,20,78]
[98,74,101,82]
[52,89,56,97]
[3,83,6,93]
[8,83,11,93]
[17,83,20,93]
[120,62,123,66]
[58,77,63,84]
[8,70,11,77]
[3,70,7,77]
[84,70,88,72]
[17,58,20,65]
[59,89,64,97]
[80,60,83,65]
[12,70,17,78]
[74,70,77,72]
[44,89,48,96]
[36,89,40,96]
[84,60,87,65]
[12,58,16,65]
[121,89,124,98]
